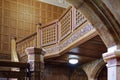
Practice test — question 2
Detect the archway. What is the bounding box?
[90,59,106,80]
[66,0,120,48]
[70,67,88,80]
[66,1,120,80]
[98,66,107,80]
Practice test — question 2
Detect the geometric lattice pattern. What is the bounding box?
[0,0,65,54]
[41,23,57,46]
[59,9,72,39]
[17,33,37,54]
[74,9,86,29]
[39,7,90,54]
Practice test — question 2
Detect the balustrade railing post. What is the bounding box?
[71,6,75,32]
[25,47,45,80]
[11,37,19,62]
[36,23,42,48]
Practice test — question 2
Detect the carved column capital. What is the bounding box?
[25,47,45,55]
[103,46,120,61]
[103,46,120,80]
[11,36,17,40]
[103,46,120,67]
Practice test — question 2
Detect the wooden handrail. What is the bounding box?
[16,32,37,62]
[16,6,73,50]
[38,6,96,57]
[59,6,72,20]
[16,32,37,44]
[15,6,96,59]
[38,19,59,29]
[0,71,29,78]
[0,61,30,68]
[0,60,31,79]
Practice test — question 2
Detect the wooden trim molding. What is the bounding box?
[16,32,37,44]
[103,46,120,62]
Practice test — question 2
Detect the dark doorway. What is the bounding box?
[98,66,107,80]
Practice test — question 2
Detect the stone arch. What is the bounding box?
[90,59,106,80]
[66,0,120,48]
[97,66,107,80]
[70,66,88,80]
[81,58,106,80]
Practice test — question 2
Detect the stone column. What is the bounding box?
[25,47,45,80]
[11,37,19,62]
[103,46,120,80]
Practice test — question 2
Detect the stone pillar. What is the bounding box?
[25,47,45,80]
[11,37,19,62]
[103,46,120,80]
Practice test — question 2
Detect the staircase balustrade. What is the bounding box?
[16,6,96,58]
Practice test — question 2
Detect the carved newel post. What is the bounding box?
[11,37,19,62]
[25,47,45,80]
[103,46,120,80]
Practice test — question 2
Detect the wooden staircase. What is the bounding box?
[16,6,97,59]
[0,6,98,80]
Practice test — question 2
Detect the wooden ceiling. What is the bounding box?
[45,35,107,65]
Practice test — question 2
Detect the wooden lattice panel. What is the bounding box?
[17,33,37,55]
[16,43,22,54]
[0,0,65,54]
[74,9,86,29]
[59,10,72,40]
[41,23,57,46]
